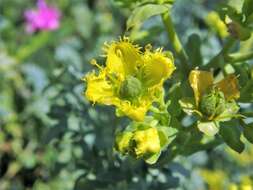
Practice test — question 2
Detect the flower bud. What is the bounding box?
[131,127,161,158]
[205,11,228,38]
[227,21,252,41]
[115,131,133,154]
[120,76,142,99]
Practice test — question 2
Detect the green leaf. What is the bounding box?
[34,182,51,190]
[157,126,177,148]
[127,4,170,30]
[220,124,245,153]
[186,34,203,67]
[170,117,181,129]
[153,112,171,126]
[247,12,253,24]
[243,123,253,144]
[215,100,241,122]
[179,98,202,117]
[181,130,204,156]
[18,150,37,169]
[144,151,161,164]
[228,0,244,13]
[71,4,93,39]
[16,32,51,61]
[197,121,219,136]
[167,82,182,117]
[219,4,242,23]
[242,0,253,17]
[239,80,253,102]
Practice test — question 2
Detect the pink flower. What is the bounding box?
[24,0,61,33]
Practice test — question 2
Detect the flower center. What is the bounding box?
[200,89,226,118]
[119,76,142,100]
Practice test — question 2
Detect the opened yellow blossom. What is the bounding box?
[84,37,175,121]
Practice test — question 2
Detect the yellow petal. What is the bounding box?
[215,74,240,100]
[115,131,133,154]
[142,51,176,87]
[85,71,118,105]
[132,127,160,158]
[118,101,150,121]
[105,38,142,76]
[189,70,213,106]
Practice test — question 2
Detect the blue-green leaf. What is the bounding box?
[127,4,171,30]
[197,121,219,136]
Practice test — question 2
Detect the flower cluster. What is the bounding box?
[84,37,176,163]
[24,0,61,33]
[84,37,244,163]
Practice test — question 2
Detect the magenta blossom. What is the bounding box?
[24,0,61,33]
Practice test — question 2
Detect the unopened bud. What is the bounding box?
[131,127,161,158]
[227,21,251,41]
[115,131,133,154]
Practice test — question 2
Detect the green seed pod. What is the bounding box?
[120,76,142,99]
[200,90,226,118]
[215,92,226,116]
[200,92,217,117]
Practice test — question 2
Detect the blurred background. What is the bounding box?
[0,0,253,189]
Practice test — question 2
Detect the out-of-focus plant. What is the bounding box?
[24,0,61,33]
[205,11,229,38]
[1,0,253,189]
[200,169,253,190]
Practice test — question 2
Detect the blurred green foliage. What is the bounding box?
[0,0,253,190]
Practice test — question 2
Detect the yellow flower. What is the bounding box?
[115,126,161,161]
[84,37,175,121]
[132,127,161,158]
[115,131,133,154]
[189,70,240,107]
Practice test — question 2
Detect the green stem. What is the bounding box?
[15,32,51,61]
[241,112,253,117]
[155,131,191,167]
[204,37,236,70]
[225,51,253,63]
[161,12,189,71]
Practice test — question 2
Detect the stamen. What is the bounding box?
[115,48,123,58]
[90,59,103,69]
[145,44,152,51]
